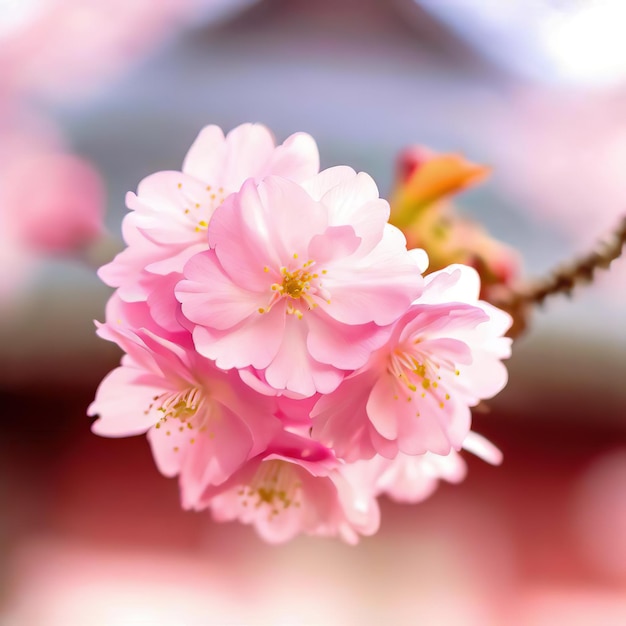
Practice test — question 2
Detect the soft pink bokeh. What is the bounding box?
[0,109,105,301]
[493,90,626,248]
[487,89,626,303]
[0,0,240,305]
[570,449,626,581]
[0,0,225,102]
[1,2,624,622]
[4,151,104,254]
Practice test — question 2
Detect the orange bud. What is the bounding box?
[391,147,490,226]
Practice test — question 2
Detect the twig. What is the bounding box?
[492,216,626,337]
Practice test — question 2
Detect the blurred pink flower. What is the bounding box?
[0,0,226,102]
[570,449,626,580]
[0,223,32,304]
[88,295,281,508]
[4,151,104,254]
[100,123,319,332]
[176,172,425,396]
[312,265,512,460]
[0,109,105,300]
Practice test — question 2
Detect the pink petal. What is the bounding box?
[177,250,265,330]
[306,310,389,370]
[145,241,206,275]
[191,308,286,371]
[320,261,420,326]
[457,349,509,400]
[463,431,503,466]
[264,315,343,396]
[366,374,401,441]
[181,124,227,182]
[300,165,356,200]
[146,272,185,333]
[321,171,381,222]
[217,124,276,190]
[255,177,329,260]
[149,405,254,503]
[88,366,161,437]
[261,131,320,182]
[208,182,288,285]
[308,225,361,264]
[416,337,475,367]
[399,305,488,344]
[318,225,423,325]
[366,373,459,456]
[311,371,378,462]
[131,173,217,245]
[421,264,481,304]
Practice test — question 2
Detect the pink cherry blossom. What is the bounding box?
[176,172,425,397]
[88,120,518,543]
[88,295,282,509]
[375,449,468,503]
[311,264,512,460]
[99,123,320,332]
[373,430,503,503]
[198,432,380,544]
[336,430,501,512]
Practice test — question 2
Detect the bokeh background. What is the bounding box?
[1,1,625,624]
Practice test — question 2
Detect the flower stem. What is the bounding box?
[493,216,626,337]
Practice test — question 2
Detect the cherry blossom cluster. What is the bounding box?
[89,123,512,543]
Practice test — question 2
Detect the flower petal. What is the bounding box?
[177,250,265,330]
[88,366,161,437]
[191,308,286,371]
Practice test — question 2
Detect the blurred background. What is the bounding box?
[1,0,625,624]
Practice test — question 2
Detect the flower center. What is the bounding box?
[258,256,330,319]
[150,386,212,430]
[148,387,203,420]
[281,267,312,299]
[153,387,203,422]
[238,460,302,519]
[389,344,458,412]
[148,386,217,452]
[175,180,227,234]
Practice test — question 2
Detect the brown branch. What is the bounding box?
[492,216,626,337]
